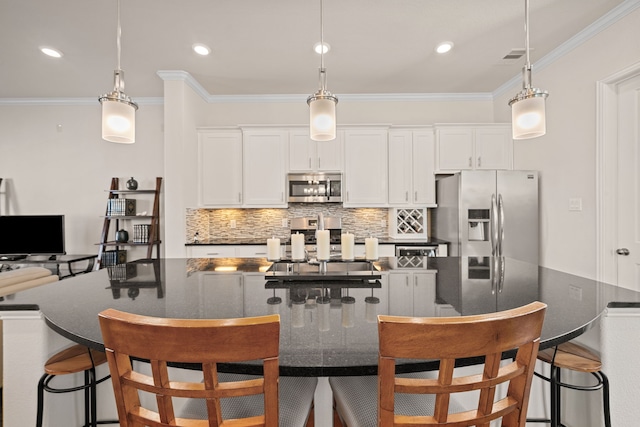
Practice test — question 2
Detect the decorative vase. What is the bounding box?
[126,177,138,190]
[115,229,129,243]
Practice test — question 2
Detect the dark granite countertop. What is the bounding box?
[2,256,639,376]
[185,237,449,246]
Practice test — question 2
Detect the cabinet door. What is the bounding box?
[474,127,513,170]
[242,130,288,207]
[344,129,388,206]
[388,272,413,315]
[316,131,344,171]
[289,130,314,171]
[412,131,436,205]
[198,131,243,206]
[412,272,436,317]
[290,129,343,172]
[388,131,413,205]
[436,128,474,171]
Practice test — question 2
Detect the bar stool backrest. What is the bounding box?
[98,309,281,427]
[377,301,547,427]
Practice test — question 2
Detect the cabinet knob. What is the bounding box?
[478,156,481,167]
[469,157,472,167]
[405,191,409,202]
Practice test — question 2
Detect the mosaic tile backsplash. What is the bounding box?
[186,204,392,243]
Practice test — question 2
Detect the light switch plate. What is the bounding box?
[569,198,583,211]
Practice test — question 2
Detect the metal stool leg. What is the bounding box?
[597,371,612,427]
[36,373,48,427]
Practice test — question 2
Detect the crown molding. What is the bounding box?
[493,0,640,98]
[0,97,164,106]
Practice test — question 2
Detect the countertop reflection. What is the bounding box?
[2,257,639,376]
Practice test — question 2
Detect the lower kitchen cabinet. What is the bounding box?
[388,271,436,317]
[187,245,236,258]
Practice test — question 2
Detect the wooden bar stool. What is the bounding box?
[36,344,116,427]
[528,342,611,427]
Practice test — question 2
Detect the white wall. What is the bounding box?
[494,7,640,279]
[0,103,164,256]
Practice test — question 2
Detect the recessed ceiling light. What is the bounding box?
[40,47,63,58]
[192,43,211,56]
[435,41,454,54]
[313,42,330,54]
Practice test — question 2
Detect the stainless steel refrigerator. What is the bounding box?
[433,170,539,264]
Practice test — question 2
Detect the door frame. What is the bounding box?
[596,61,640,285]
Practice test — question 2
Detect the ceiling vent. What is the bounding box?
[503,48,527,60]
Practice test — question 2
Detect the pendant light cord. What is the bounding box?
[116,0,122,71]
[524,0,530,69]
[320,0,325,71]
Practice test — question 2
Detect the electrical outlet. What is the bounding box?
[569,285,583,301]
[282,218,288,228]
[381,219,387,228]
[230,220,236,229]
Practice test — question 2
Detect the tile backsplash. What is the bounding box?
[186,204,391,242]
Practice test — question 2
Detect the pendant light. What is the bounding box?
[99,0,138,144]
[508,0,548,140]
[307,0,338,141]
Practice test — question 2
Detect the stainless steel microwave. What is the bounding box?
[287,173,342,203]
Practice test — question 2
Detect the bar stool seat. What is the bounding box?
[528,342,611,427]
[36,344,117,427]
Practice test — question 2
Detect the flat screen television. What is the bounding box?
[0,215,66,259]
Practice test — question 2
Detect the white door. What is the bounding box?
[616,75,640,290]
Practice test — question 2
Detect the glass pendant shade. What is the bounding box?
[308,94,337,141]
[101,97,137,143]
[510,93,547,140]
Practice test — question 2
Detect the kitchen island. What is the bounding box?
[2,256,639,426]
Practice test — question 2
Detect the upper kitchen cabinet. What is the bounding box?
[242,129,288,207]
[289,129,343,172]
[435,124,513,171]
[198,130,243,207]
[388,128,436,207]
[344,128,388,207]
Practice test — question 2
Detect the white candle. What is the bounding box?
[341,232,355,261]
[267,237,281,261]
[316,230,330,261]
[291,233,305,261]
[365,237,379,260]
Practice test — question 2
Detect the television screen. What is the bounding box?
[0,215,66,257]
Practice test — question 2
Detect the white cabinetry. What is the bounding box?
[242,129,288,207]
[388,129,436,206]
[187,245,236,258]
[235,245,270,258]
[388,271,436,317]
[198,130,243,207]
[435,124,513,171]
[289,129,343,172]
[344,128,388,207]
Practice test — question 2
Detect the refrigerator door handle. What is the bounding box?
[491,194,499,256]
[498,194,505,257]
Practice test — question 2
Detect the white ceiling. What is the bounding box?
[0,0,631,100]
